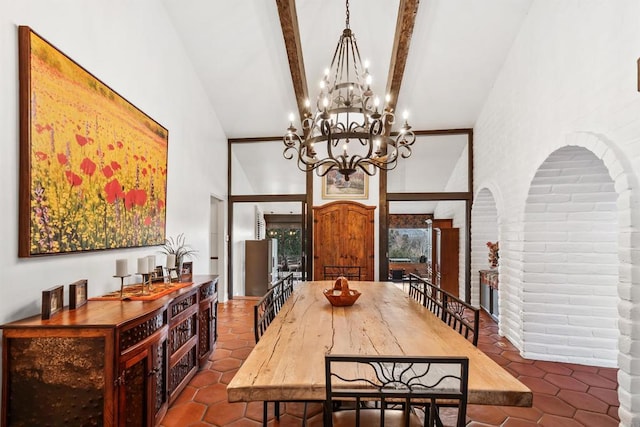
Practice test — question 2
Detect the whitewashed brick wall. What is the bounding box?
[522,146,618,366]
[474,1,640,424]
[471,189,499,307]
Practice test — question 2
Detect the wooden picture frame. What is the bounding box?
[181,261,193,280]
[18,26,168,257]
[68,279,88,309]
[42,285,64,319]
[152,265,165,283]
[322,168,368,199]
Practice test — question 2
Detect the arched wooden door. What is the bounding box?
[313,201,375,280]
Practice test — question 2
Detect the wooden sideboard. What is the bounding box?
[1,275,218,427]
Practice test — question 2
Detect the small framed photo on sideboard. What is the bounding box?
[69,279,88,310]
[181,261,193,281]
[42,285,64,319]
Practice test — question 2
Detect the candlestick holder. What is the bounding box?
[166,267,179,284]
[137,272,152,296]
[113,274,131,299]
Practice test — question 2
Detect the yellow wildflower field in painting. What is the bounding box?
[20,28,167,255]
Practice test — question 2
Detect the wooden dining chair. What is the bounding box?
[324,354,469,427]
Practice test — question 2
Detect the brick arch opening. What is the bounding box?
[522,145,618,367]
[471,188,499,307]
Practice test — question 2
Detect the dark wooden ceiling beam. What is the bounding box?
[275,0,309,120]
[385,0,420,114]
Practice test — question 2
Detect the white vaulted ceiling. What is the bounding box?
[162,0,532,194]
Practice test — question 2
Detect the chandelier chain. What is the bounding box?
[345,0,350,29]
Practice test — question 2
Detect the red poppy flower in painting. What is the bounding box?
[57,153,67,165]
[116,141,123,148]
[35,151,48,161]
[108,144,115,151]
[142,168,148,177]
[80,157,96,176]
[133,155,139,161]
[111,161,122,171]
[102,165,114,179]
[65,171,82,187]
[157,199,165,210]
[124,189,147,210]
[75,134,88,147]
[144,216,152,226]
[104,179,124,203]
[140,156,146,162]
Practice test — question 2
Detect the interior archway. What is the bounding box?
[471,188,499,307]
[522,146,619,367]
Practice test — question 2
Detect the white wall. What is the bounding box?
[474,1,640,424]
[0,0,227,321]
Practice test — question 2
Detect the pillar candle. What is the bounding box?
[166,254,176,268]
[137,257,149,274]
[147,255,156,273]
[116,259,128,277]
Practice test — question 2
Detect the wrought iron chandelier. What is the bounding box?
[283,0,416,181]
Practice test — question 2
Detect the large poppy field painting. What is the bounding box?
[18,26,168,257]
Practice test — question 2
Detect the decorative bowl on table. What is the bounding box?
[323,277,361,307]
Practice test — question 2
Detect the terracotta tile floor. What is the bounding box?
[160,298,620,427]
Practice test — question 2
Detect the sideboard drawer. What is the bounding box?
[119,310,167,353]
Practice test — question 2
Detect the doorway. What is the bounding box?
[210,195,226,301]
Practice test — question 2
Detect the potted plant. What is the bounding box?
[160,233,198,271]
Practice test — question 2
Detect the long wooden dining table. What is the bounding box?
[227,281,532,407]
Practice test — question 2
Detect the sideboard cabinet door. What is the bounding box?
[2,330,114,426]
[198,279,218,366]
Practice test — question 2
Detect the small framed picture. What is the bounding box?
[152,265,164,283]
[322,167,368,199]
[181,261,193,280]
[42,285,64,320]
[69,279,88,309]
